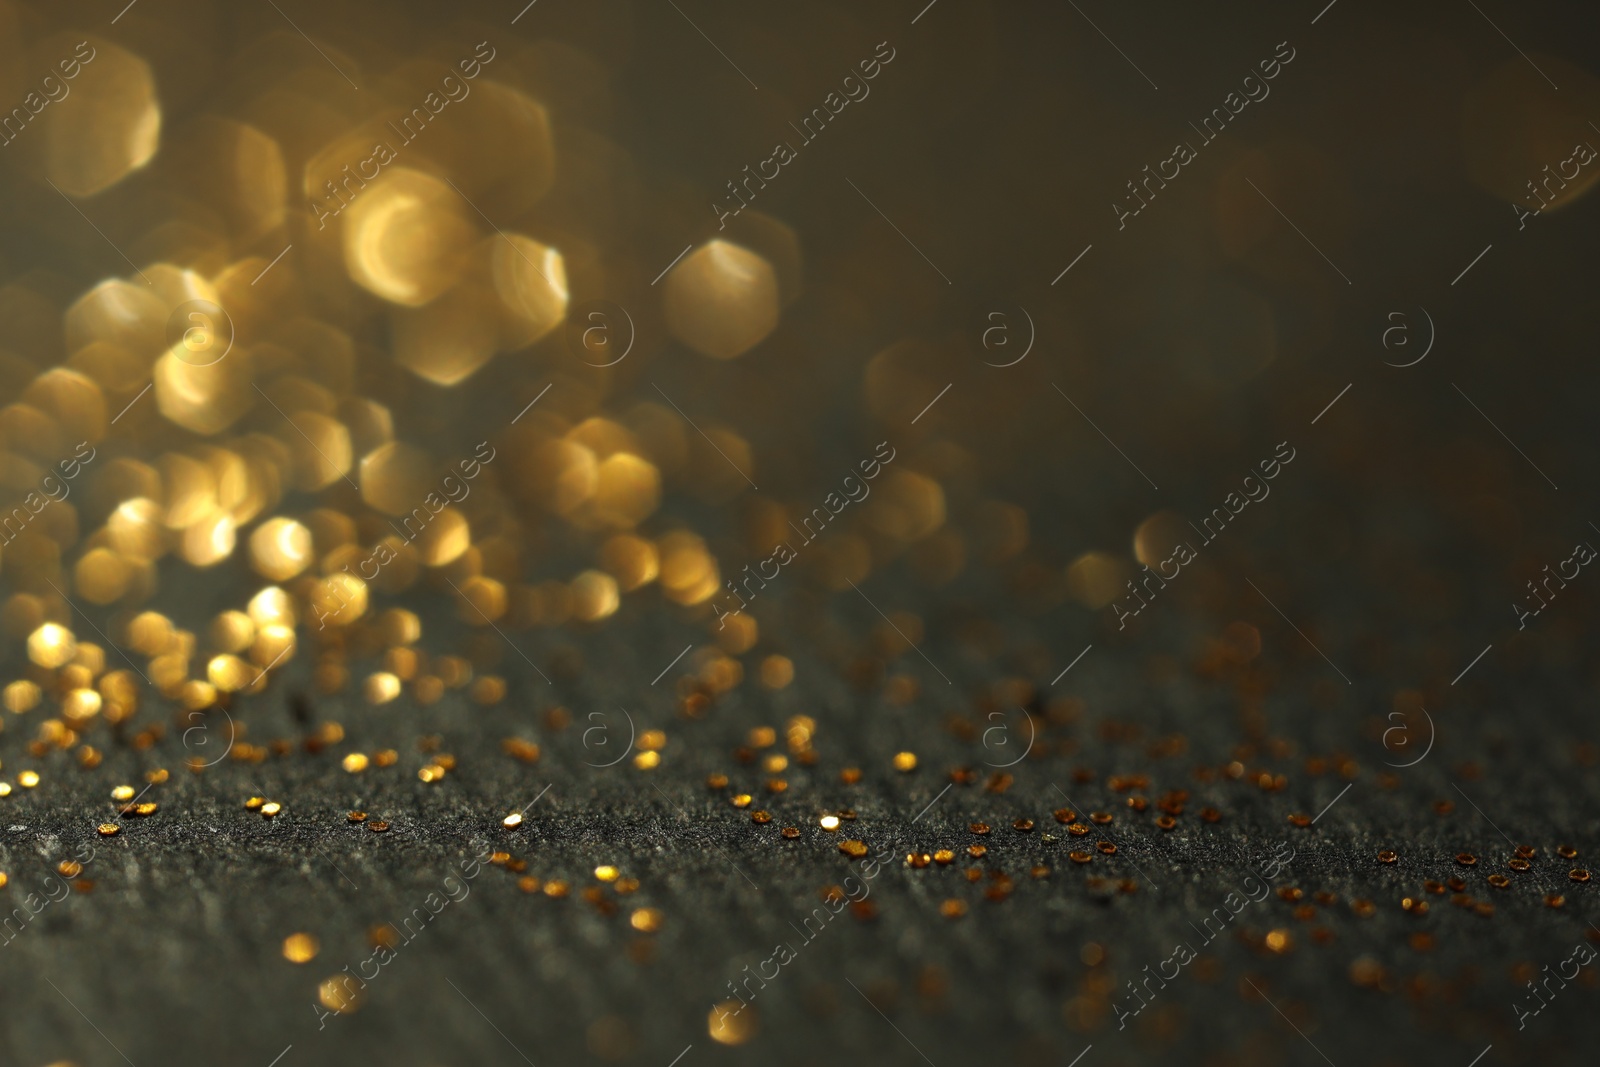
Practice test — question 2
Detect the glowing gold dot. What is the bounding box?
[503,813,523,829]
[709,1000,758,1044]
[892,751,918,772]
[318,975,363,1015]
[633,751,661,770]
[28,623,76,669]
[819,815,841,831]
[18,771,39,789]
[111,785,135,802]
[3,680,40,713]
[630,907,663,932]
[282,932,320,963]
[341,753,369,774]
[97,823,120,836]
[364,672,402,705]
[260,802,282,817]
[594,865,620,882]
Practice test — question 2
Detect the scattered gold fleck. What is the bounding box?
[730,794,752,809]
[751,810,772,824]
[503,813,523,829]
[1090,812,1113,824]
[134,803,157,817]
[781,827,800,839]
[244,796,266,810]
[1069,851,1092,864]
[634,751,662,770]
[840,767,862,784]
[839,840,869,858]
[1377,850,1397,864]
[111,785,135,802]
[282,933,320,963]
[934,849,955,865]
[18,771,39,789]
[1557,845,1578,859]
[57,861,82,878]
[348,811,367,823]
[1012,818,1035,832]
[907,852,931,869]
[1487,873,1510,888]
[518,876,541,893]
[970,823,991,835]
[630,908,663,932]
[1546,894,1567,908]
[1053,808,1076,823]
[342,752,369,774]
[1570,868,1591,883]
[706,773,729,790]
[1509,857,1531,872]
[368,820,390,833]
[595,866,620,882]
[1265,929,1292,953]
[544,880,570,898]
[260,802,282,818]
[939,899,967,919]
[1097,841,1117,855]
[615,878,640,894]
[1455,853,1477,866]
[97,823,120,837]
[1287,813,1312,828]
[967,844,987,858]
[1066,822,1090,836]
[892,751,918,772]
[819,815,840,831]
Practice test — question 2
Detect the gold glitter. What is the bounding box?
[18,771,38,788]
[1069,851,1092,864]
[1546,894,1567,908]
[967,844,987,858]
[282,933,320,963]
[503,813,523,829]
[261,802,282,818]
[1155,815,1176,831]
[1487,874,1510,888]
[819,815,840,831]
[97,823,119,836]
[111,785,135,802]
[1558,845,1578,859]
[751,810,772,824]
[840,767,862,784]
[615,878,640,894]
[374,750,399,768]
[892,751,918,772]
[731,794,753,809]
[519,876,541,893]
[634,751,662,770]
[368,820,390,833]
[1508,857,1531,872]
[1012,819,1034,832]
[940,899,967,919]
[134,803,157,817]
[1351,899,1377,918]
[970,823,991,835]
[595,866,621,882]
[762,754,788,773]
[781,826,800,839]
[1089,812,1112,824]
[907,852,931,868]
[1053,808,1076,823]
[1455,853,1477,866]
[839,840,869,858]
[245,797,266,810]
[1097,842,1117,855]
[418,765,445,783]
[749,727,776,748]
[1377,850,1397,864]
[1570,869,1591,883]
[630,908,664,932]
[706,773,729,790]
[544,880,570,898]
[0,784,10,798]
[348,812,367,823]
[1265,929,1292,953]
[341,753,369,774]
[1066,822,1090,836]
[57,861,82,878]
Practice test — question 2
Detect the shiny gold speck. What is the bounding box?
[1377,850,1397,864]
[1155,815,1176,831]
[892,751,918,772]
[318,976,363,1015]
[1558,845,1578,859]
[18,771,38,788]
[706,773,729,790]
[630,908,663,932]
[1287,813,1311,828]
[490,852,512,867]
[1487,873,1510,888]
[544,880,570,898]
[518,876,541,893]
[0,783,10,798]
[1012,818,1034,832]
[731,794,753,809]
[282,933,320,963]
[1265,929,1291,953]
[970,822,990,835]
[751,810,772,824]
[1546,894,1566,908]
[1515,844,1536,860]
[1089,812,1112,824]
[111,785,135,802]
[348,811,367,823]
[342,753,369,773]
[134,803,157,816]
[1508,857,1531,872]
[907,852,931,868]
[58,861,82,878]
[1052,808,1076,823]
[634,751,662,770]
[368,820,390,833]
[933,849,955,865]
[0,873,6,888]
[781,826,799,839]
[939,899,967,918]
[1066,822,1090,836]
[615,878,640,894]
[595,866,620,882]
[1447,876,1467,891]
[1069,851,1092,864]
[261,802,282,818]
[503,813,523,829]
[1423,880,1445,895]
[840,767,862,784]
[967,844,987,858]
[819,815,840,831]
[1570,868,1591,883]
[245,797,266,810]
[839,840,868,858]
[1097,841,1117,855]
[97,823,120,836]
[709,999,758,1044]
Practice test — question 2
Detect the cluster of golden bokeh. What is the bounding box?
[0,1,984,762]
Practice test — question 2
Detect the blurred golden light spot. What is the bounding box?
[391,281,501,386]
[819,815,841,831]
[318,975,363,1014]
[358,442,433,517]
[378,609,421,646]
[865,470,946,542]
[28,623,76,669]
[208,611,255,654]
[633,751,660,770]
[61,688,102,725]
[893,751,918,772]
[456,576,507,623]
[311,573,367,628]
[18,771,40,788]
[276,413,352,491]
[469,676,506,705]
[248,518,313,582]
[708,1000,757,1044]
[248,586,296,629]
[3,680,40,713]
[153,345,254,436]
[364,672,401,705]
[107,498,167,562]
[490,235,569,350]
[417,507,471,567]
[1462,55,1600,213]
[282,932,320,964]
[588,453,661,529]
[570,570,619,622]
[664,240,779,360]
[181,511,236,567]
[343,168,478,307]
[760,655,794,689]
[73,547,129,605]
[206,654,252,693]
[1065,551,1128,610]
[599,534,658,591]
[630,907,663,932]
[342,753,369,774]
[21,35,160,198]
[250,625,296,670]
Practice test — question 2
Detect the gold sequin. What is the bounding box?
[97,823,119,836]
[282,933,320,963]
